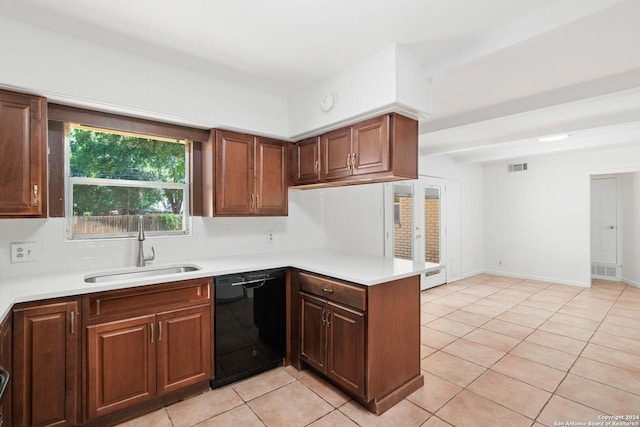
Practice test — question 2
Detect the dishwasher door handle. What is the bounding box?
[230,276,276,287]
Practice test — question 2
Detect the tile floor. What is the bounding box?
[118,274,640,427]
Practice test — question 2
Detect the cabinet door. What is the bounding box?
[86,315,156,420]
[295,137,320,184]
[326,302,365,398]
[156,305,211,395]
[255,137,288,215]
[215,130,254,215]
[300,293,327,372]
[13,300,79,427]
[1,313,12,427]
[0,90,47,217]
[351,115,389,176]
[322,126,353,180]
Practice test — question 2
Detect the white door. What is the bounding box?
[590,177,618,279]
[385,177,446,290]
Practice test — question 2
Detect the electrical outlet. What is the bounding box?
[266,231,275,244]
[498,260,503,266]
[11,242,40,263]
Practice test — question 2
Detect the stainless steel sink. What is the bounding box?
[84,265,201,283]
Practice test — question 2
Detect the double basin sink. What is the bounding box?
[84,265,201,283]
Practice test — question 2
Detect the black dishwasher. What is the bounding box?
[212,268,286,388]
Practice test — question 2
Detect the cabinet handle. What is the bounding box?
[150,322,154,343]
[314,160,319,175]
[250,194,255,208]
[158,321,162,341]
[326,311,331,327]
[352,152,357,169]
[321,287,334,294]
[347,153,352,170]
[33,184,39,207]
[70,311,75,335]
[256,194,260,208]
[321,309,326,326]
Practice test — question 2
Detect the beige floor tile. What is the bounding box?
[421,351,486,387]
[591,330,640,355]
[407,371,462,413]
[460,303,510,318]
[197,405,265,427]
[525,330,587,355]
[536,395,609,426]
[420,326,458,349]
[608,306,640,319]
[426,317,477,337]
[166,388,244,427]
[491,354,566,392]
[436,390,531,427]
[458,284,501,297]
[421,416,453,427]
[232,367,296,401]
[528,293,572,305]
[421,311,440,325]
[442,339,505,368]
[299,371,351,408]
[556,374,640,415]
[443,310,491,327]
[597,320,640,340]
[511,341,577,371]
[520,298,565,312]
[602,313,640,330]
[115,408,172,427]
[431,293,480,309]
[548,312,601,331]
[497,310,547,328]
[538,320,595,341]
[544,284,583,295]
[481,319,534,339]
[558,305,608,322]
[474,296,517,310]
[580,343,640,372]
[509,304,555,320]
[467,370,551,419]
[339,399,430,427]
[421,344,437,359]
[307,409,359,427]
[570,357,640,395]
[248,382,332,427]
[463,328,521,352]
[421,302,457,317]
[283,365,307,379]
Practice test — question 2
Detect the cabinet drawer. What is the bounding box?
[298,272,366,311]
[85,278,211,321]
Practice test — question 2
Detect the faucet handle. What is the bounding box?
[145,246,156,263]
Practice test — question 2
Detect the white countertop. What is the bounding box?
[0,248,441,320]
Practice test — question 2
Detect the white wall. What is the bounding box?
[620,172,640,286]
[322,184,385,256]
[483,143,640,287]
[0,190,324,280]
[0,17,289,136]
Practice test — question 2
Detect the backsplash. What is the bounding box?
[0,189,325,280]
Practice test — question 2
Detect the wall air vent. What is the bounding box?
[508,162,528,173]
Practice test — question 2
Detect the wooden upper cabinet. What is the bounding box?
[295,137,320,184]
[293,113,417,187]
[208,129,288,216]
[215,130,254,215]
[322,126,353,180]
[0,89,47,217]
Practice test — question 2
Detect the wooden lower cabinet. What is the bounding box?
[12,299,80,427]
[296,271,423,415]
[82,278,212,424]
[1,312,12,427]
[86,315,156,419]
[300,293,365,398]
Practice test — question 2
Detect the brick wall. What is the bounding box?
[425,198,440,263]
[393,196,440,263]
[393,196,413,260]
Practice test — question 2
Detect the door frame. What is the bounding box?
[590,174,622,281]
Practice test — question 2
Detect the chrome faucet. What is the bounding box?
[136,215,155,267]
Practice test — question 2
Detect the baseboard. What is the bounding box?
[482,269,589,288]
[621,277,640,288]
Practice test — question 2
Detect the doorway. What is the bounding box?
[385,177,447,290]
[590,176,619,280]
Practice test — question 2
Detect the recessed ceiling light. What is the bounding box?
[538,134,569,142]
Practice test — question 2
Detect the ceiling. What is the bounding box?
[1,0,638,163]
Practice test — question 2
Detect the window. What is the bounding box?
[66,125,189,239]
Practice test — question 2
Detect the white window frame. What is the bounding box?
[64,124,191,240]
